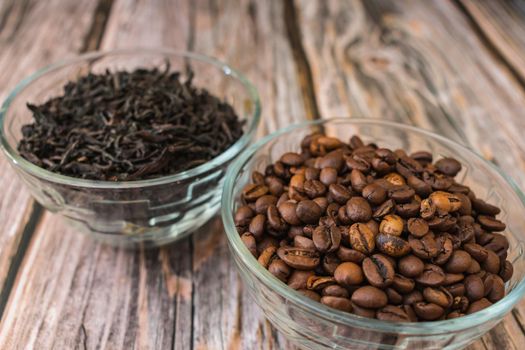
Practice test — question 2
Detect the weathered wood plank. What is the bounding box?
[0,0,101,310]
[0,0,306,349]
[458,0,525,85]
[296,0,525,348]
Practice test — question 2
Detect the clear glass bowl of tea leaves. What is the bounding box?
[0,49,260,247]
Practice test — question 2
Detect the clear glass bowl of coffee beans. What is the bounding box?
[0,48,260,247]
[222,118,525,349]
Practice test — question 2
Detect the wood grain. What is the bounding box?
[295,0,525,348]
[0,0,100,310]
[0,0,305,348]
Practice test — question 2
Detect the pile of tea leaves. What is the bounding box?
[18,64,245,181]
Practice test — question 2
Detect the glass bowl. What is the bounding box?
[0,48,260,248]
[221,118,525,349]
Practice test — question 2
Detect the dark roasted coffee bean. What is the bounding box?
[322,284,349,298]
[280,152,303,166]
[287,270,315,290]
[407,218,429,238]
[386,287,403,305]
[452,296,470,312]
[464,275,484,301]
[403,290,424,305]
[305,167,320,181]
[463,243,488,263]
[409,234,439,259]
[410,151,433,165]
[267,205,288,233]
[362,183,387,205]
[455,193,472,216]
[395,200,421,218]
[392,274,415,294]
[413,302,444,321]
[235,205,255,227]
[423,287,453,308]
[351,302,377,318]
[241,233,257,257]
[447,311,464,319]
[466,259,481,274]
[313,225,341,253]
[443,273,464,286]
[351,286,388,309]
[399,255,424,278]
[320,167,338,186]
[346,197,372,222]
[255,195,278,214]
[376,234,411,258]
[337,246,366,263]
[377,305,412,321]
[346,154,371,173]
[488,275,505,303]
[322,254,340,275]
[446,283,465,297]
[379,214,404,236]
[243,183,269,201]
[252,171,265,185]
[303,180,326,198]
[362,254,395,288]
[472,198,501,216]
[299,289,321,302]
[407,175,432,197]
[268,258,291,282]
[477,215,506,232]
[338,206,352,225]
[334,262,364,287]
[415,264,445,287]
[435,157,462,176]
[329,183,353,204]
[466,298,492,314]
[445,250,472,274]
[294,235,316,250]
[373,199,395,219]
[349,223,375,254]
[277,246,320,270]
[350,169,368,193]
[389,186,415,204]
[266,176,285,196]
[433,235,453,265]
[321,296,353,312]
[482,250,501,275]
[296,200,323,224]
[500,260,514,282]
[249,214,266,239]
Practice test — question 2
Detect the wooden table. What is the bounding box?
[1,0,525,349]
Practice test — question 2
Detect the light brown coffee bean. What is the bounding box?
[349,223,376,255]
[277,246,320,270]
[243,183,269,202]
[379,214,404,236]
[334,262,364,287]
[241,233,257,257]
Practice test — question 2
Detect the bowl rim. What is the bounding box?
[0,48,261,189]
[222,117,525,334]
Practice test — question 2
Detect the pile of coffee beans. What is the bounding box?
[234,133,513,322]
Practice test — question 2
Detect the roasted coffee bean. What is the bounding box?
[389,186,415,204]
[296,200,323,224]
[267,205,288,233]
[280,152,303,166]
[266,176,285,196]
[433,235,453,265]
[415,264,445,287]
[321,296,353,312]
[350,169,368,193]
[395,200,421,218]
[472,198,501,216]
[463,242,488,263]
[446,283,466,297]
[299,289,321,302]
[268,258,291,282]
[435,157,462,176]
[322,284,349,298]
[373,199,395,219]
[482,250,501,275]
[410,151,433,165]
[320,167,338,186]
[379,214,404,236]
[403,290,424,305]
[420,198,436,220]
[249,214,266,239]
[346,197,372,222]
[443,273,465,286]
[313,225,341,253]
[255,195,278,214]
[445,250,472,274]
[500,260,514,282]
[399,255,425,278]
[303,180,326,198]
[376,234,411,258]
[362,183,387,205]
[243,183,269,201]
[351,286,388,309]
[294,235,316,250]
[362,254,395,288]
[334,262,364,287]
[241,233,257,257]
[384,173,406,186]
[307,275,336,290]
[447,311,464,319]
[277,246,320,270]
[407,218,429,238]
[386,288,403,305]
[477,215,506,232]
[377,305,412,321]
[452,296,470,312]
[365,220,379,236]
[351,303,377,318]
[484,234,509,257]
[252,171,265,185]
[338,206,352,225]
[455,193,472,216]
[488,275,505,303]
[337,246,366,263]
[407,175,432,197]
[414,302,444,321]
[235,205,255,227]
[288,270,315,290]
[349,223,376,255]
[466,298,492,314]
[392,274,415,294]
[329,183,353,204]
[466,259,481,274]
[464,275,484,301]
[258,246,277,268]
[346,154,371,173]
[305,167,320,181]
[409,234,439,259]
[429,191,461,213]
[423,287,453,308]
